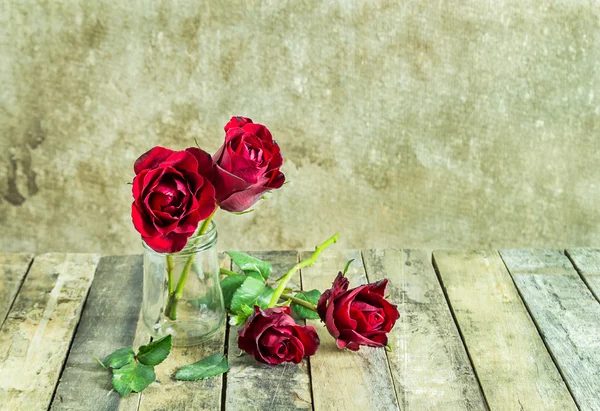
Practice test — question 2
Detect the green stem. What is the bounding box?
[167,255,174,294]
[280,292,317,311]
[220,268,238,277]
[166,207,218,320]
[268,233,340,308]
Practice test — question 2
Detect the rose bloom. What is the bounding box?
[317,273,399,351]
[212,116,285,212]
[131,147,216,253]
[238,306,320,365]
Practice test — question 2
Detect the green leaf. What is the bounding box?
[229,303,254,326]
[221,274,246,309]
[342,259,354,277]
[226,252,272,280]
[174,353,229,381]
[101,347,135,369]
[291,289,321,320]
[112,361,156,397]
[230,277,266,314]
[256,286,274,309]
[137,335,172,366]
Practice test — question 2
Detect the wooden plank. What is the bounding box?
[566,248,600,301]
[50,255,145,411]
[137,253,230,411]
[302,249,399,411]
[363,249,486,410]
[433,250,576,411]
[0,253,100,410]
[225,250,314,411]
[500,249,600,411]
[0,253,33,327]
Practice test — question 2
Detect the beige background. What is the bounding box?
[1,0,599,254]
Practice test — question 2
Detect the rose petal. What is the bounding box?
[131,202,158,237]
[134,146,174,174]
[142,232,190,253]
[224,116,253,132]
[185,147,214,178]
[218,182,273,212]
[161,150,199,173]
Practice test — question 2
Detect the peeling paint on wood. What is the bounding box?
[0,253,100,410]
[501,248,600,411]
[363,249,486,410]
[433,250,576,411]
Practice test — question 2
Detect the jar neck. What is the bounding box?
[143,221,218,256]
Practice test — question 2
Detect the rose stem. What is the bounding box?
[280,292,318,311]
[167,207,218,320]
[267,233,340,308]
[167,255,174,294]
[220,268,238,277]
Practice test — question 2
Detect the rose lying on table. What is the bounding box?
[96,235,399,396]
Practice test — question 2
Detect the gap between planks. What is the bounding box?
[500,249,600,411]
[433,250,576,411]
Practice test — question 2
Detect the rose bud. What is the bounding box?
[317,273,399,351]
[131,146,216,253]
[238,306,320,365]
[212,116,285,212]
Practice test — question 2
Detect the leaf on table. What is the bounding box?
[230,276,267,314]
[174,353,229,381]
[291,289,321,320]
[137,335,172,366]
[226,251,272,280]
[112,361,156,397]
[221,274,246,309]
[101,347,135,369]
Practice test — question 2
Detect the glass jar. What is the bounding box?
[142,221,225,347]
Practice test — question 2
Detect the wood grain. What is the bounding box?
[302,249,399,411]
[433,250,576,411]
[225,250,314,411]
[0,253,33,327]
[50,255,144,411]
[500,248,600,411]
[0,253,100,411]
[137,253,230,411]
[363,249,486,410]
[566,248,600,302]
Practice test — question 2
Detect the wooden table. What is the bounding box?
[1,249,599,411]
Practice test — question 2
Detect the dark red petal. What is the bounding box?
[134,146,174,174]
[142,232,190,253]
[185,147,214,178]
[224,116,253,131]
[218,183,272,213]
[131,202,158,237]
[196,182,216,221]
[132,171,147,199]
[212,164,250,203]
[266,170,285,189]
[292,325,320,357]
[161,150,199,173]
[242,123,273,144]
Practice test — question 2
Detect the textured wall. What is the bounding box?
[1,0,599,254]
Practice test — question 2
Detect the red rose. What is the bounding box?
[238,306,320,365]
[212,116,285,212]
[317,273,399,351]
[131,146,216,253]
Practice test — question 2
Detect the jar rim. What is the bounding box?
[142,220,217,256]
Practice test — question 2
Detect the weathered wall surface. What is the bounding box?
[1,1,599,254]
